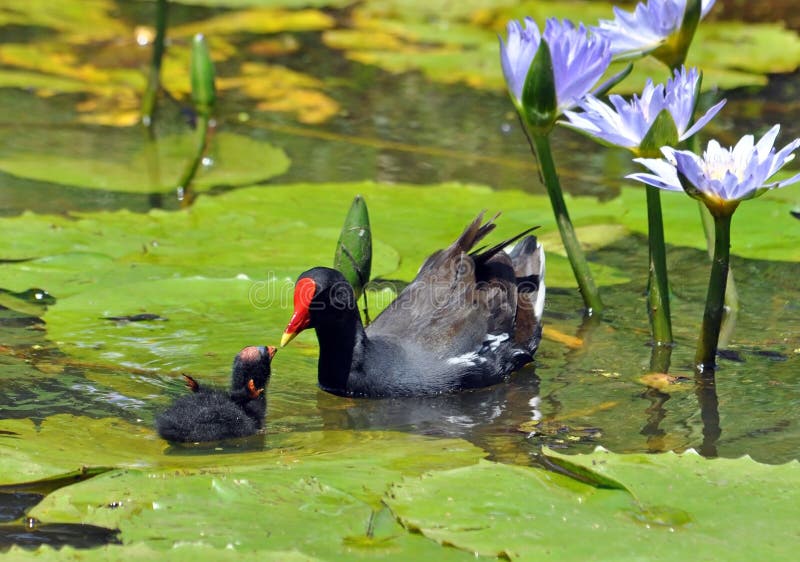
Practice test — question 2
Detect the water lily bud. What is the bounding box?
[334,195,372,301]
[521,40,558,134]
[191,34,216,117]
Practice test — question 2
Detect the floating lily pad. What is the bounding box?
[0,131,290,194]
[386,450,800,560]
[29,468,474,560]
[0,414,483,559]
[217,63,340,124]
[170,7,335,37]
[166,0,352,7]
[326,0,800,94]
[4,544,321,562]
[45,276,296,376]
[0,414,483,485]
[0,180,627,282]
[0,0,127,41]
[2,180,796,385]
[617,186,800,262]
[0,181,630,384]
[3,544,322,562]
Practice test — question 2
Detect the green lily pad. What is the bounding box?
[170,7,335,37]
[0,0,126,40]
[166,0,352,7]
[217,62,340,124]
[3,544,322,562]
[3,180,795,384]
[0,131,290,194]
[29,468,474,559]
[0,180,628,284]
[0,180,631,389]
[325,0,800,94]
[617,186,800,262]
[0,69,96,93]
[386,451,800,560]
[0,414,484,559]
[45,276,294,376]
[0,414,484,486]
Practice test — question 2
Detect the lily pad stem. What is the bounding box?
[695,212,732,373]
[526,128,603,314]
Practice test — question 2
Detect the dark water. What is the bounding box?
[1,0,799,549]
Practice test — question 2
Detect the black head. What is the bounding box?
[281,267,357,347]
[230,345,274,396]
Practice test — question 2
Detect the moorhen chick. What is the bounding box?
[280,213,545,397]
[156,345,275,442]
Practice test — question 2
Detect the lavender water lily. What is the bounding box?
[562,66,726,346]
[629,125,800,372]
[500,18,612,313]
[594,0,714,67]
[596,0,740,330]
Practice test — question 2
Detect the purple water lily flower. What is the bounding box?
[594,0,716,60]
[562,66,726,154]
[628,125,800,209]
[499,17,612,115]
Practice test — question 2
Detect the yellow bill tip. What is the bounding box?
[280,331,297,348]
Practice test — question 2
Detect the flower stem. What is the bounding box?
[528,130,603,314]
[645,185,673,346]
[698,202,739,344]
[695,212,732,373]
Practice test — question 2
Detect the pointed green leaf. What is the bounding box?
[638,108,680,158]
[333,195,372,300]
[521,39,557,134]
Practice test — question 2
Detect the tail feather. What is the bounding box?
[452,211,499,254]
[472,226,539,266]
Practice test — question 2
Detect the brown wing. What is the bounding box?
[367,213,537,356]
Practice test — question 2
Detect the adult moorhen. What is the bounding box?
[280,213,545,397]
[156,345,275,442]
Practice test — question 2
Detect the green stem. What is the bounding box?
[176,114,211,207]
[362,293,371,326]
[645,185,673,345]
[695,212,732,373]
[141,0,168,128]
[699,201,739,323]
[649,344,672,374]
[141,129,163,208]
[528,131,603,314]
